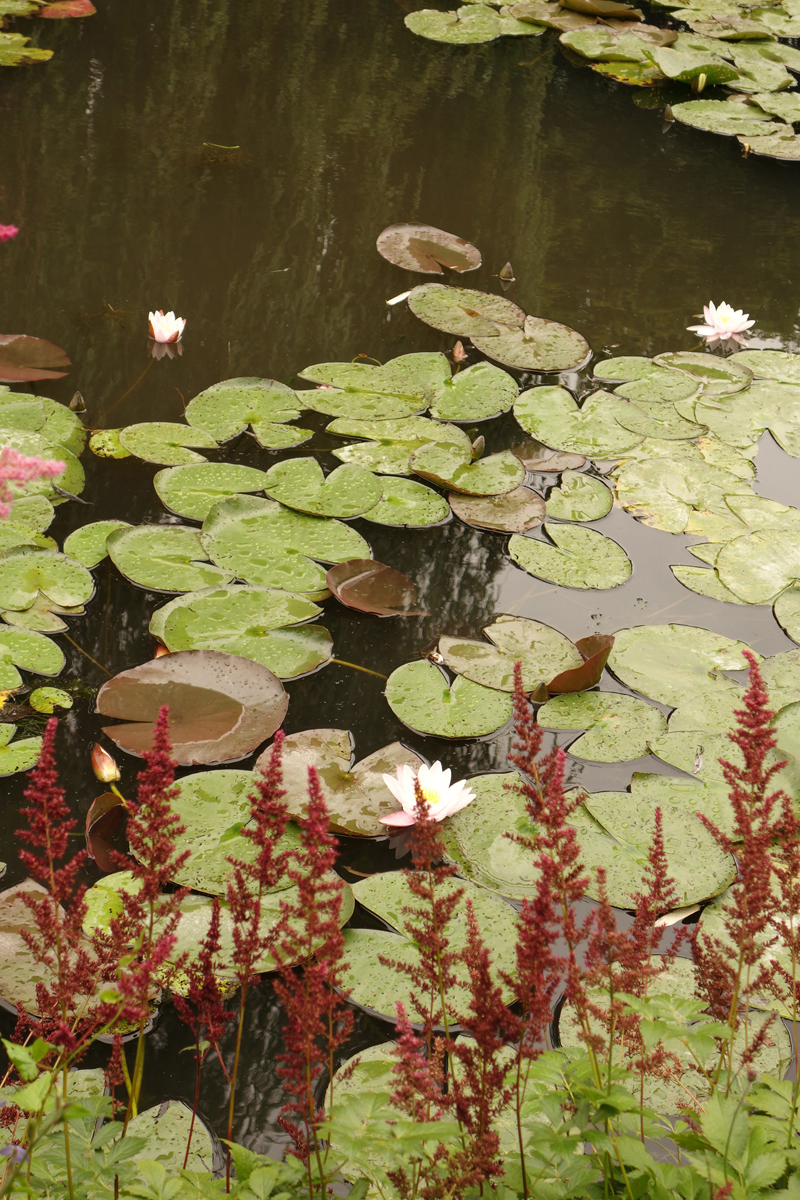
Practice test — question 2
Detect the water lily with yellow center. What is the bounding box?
[380,761,476,827]
[148,309,186,343]
[687,301,754,349]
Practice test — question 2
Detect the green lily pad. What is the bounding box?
[0,393,86,457]
[593,356,657,383]
[167,769,301,894]
[154,463,271,521]
[670,98,786,136]
[538,691,667,761]
[28,686,72,713]
[262,458,381,518]
[1,594,85,634]
[149,585,332,679]
[608,622,757,706]
[329,417,471,475]
[509,525,632,589]
[1,495,54,535]
[410,443,524,496]
[728,47,794,93]
[514,387,644,457]
[570,794,736,907]
[127,1102,214,1175]
[62,520,131,569]
[716,528,800,604]
[202,493,368,569]
[0,525,54,555]
[613,398,708,441]
[407,283,526,338]
[0,551,94,611]
[89,428,131,459]
[731,349,800,385]
[614,368,699,405]
[361,476,451,527]
[405,4,541,40]
[774,583,800,643]
[429,362,518,422]
[545,471,613,521]
[117,422,218,466]
[593,58,666,83]
[560,26,651,60]
[737,129,800,158]
[441,771,540,898]
[0,725,43,776]
[0,32,52,67]
[385,659,513,738]
[472,316,591,373]
[629,771,737,838]
[647,44,740,83]
[184,377,303,443]
[0,430,84,500]
[274,730,425,836]
[670,563,750,604]
[450,486,545,533]
[439,615,583,692]
[612,454,752,534]
[298,352,450,419]
[107,525,233,594]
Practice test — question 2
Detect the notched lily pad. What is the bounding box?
[545,470,612,522]
[407,283,526,339]
[118,422,218,466]
[95,649,288,765]
[538,690,666,761]
[385,659,513,738]
[410,443,524,496]
[0,723,43,776]
[154,463,271,522]
[326,559,424,617]
[509,525,632,590]
[107,525,233,594]
[184,378,303,445]
[376,224,481,274]
[608,623,757,706]
[449,486,545,533]
[262,458,382,519]
[0,335,69,383]
[514,387,644,457]
[429,362,518,423]
[362,476,451,527]
[0,551,94,612]
[439,615,583,693]
[63,520,131,569]
[472,315,591,373]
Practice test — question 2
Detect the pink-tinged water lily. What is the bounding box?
[687,301,754,349]
[148,310,186,344]
[0,225,19,243]
[380,761,476,827]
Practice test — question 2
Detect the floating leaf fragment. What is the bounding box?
[449,486,545,533]
[0,335,69,383]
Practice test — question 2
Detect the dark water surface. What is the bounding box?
[1,0,799,1155]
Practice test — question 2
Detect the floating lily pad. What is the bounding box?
[0,723,43,776]
[560,26,652,60]
[510,0,596,30]
[376,223,481,273]
[648,45,740,84]
[107,525,233,594]
[545,471,612,521]
[154,463,271,521]
[0,392,85,456]
[298,352,450,420]
[330,416,470,475]
[385,659,513,738]
[361,476,451,527]
[629,771,736,838]
[326,559,423,617]
[472,315,591,373]
[410,443,524,495]
[89,428,130,459]
[716,528,800,604]
[149,586,331,680]
[538,690,666,761]
[405,4,542,41]
[738,129,800,158]
[270,730,425,836]
[96,648,289,764]
[615,368,698,406]
[0,429,83,499]
[450,486,545,533]
[547,634,615,693]
[0,30,53,66]
[118,422,218,466]
[0,334,69,383]
[509,525,632,589]
[441,771,540,898]
[593,356,658,383]
[514,387,644,457]
[439,615,583,693]
[62,520,131,569]
[670,98,786,136]
[184,378,303,443]
[671,563,749,604]
[731,349,800,385]
[127,1102,214,1176]
[612,454,752,534]
[262,458,381,519]
[774,583,800,643]
[608,623,757,706]
[0,550,94,612]
[511,440,587,472]
[429,362,518,422]
[28,686,72,713]
[0,494,54,535]
[407,283,525,338]
[1,593,84,634]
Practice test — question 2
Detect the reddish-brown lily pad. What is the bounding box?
[0,335,70,383]
[325,559,425,617]
[547,634,615,694]
[40,0,96,15]
[95,649,288,765]
[511,439,587,472]
[86,791,128,874]
[376,224,481,275]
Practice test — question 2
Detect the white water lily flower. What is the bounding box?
[687,301,754,349]
[380,761,476,827]
[148,310,186,343]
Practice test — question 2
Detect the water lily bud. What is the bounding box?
[153,642,170,658]
[69,391,86,413]
[452,340,467,363]
[91,743,120,783]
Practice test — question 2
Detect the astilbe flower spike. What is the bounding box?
[0,445,64,520]
[692,652,784,1080]
[0,225,18,243]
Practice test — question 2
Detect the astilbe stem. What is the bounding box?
[273,767,352,1200]
[225,731,290,1188]
[691,652,784,1085]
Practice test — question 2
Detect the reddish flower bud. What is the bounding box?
[153,642,170,658]
[91,742,120,783]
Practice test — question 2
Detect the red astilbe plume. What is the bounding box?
[692,652,784,1075]
[173,897,234,1168]
[225,731,290,1181]
[273,767,353,1196]
[771,790,800,1071]
[620,806,687,998]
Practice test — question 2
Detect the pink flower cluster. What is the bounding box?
[0,445,65,519]
[0,226,19,243]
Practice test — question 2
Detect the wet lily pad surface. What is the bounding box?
[376,223,482,273]
[385,659,513,737]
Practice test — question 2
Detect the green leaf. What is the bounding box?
[298,352,451,419]
[262,458,382,518]
[107,525,233,594]
[0,31,53,66]
[514,387,644,457]
[331,418,470,474]
[126,1102,214,1175]
[508,525,632,589]
[472,316,590,373]
[0,625,65,689]
[0,550,94,612]
[429,362,518,422]
[716,527,800,604]
[775,583,800,643]
[647,45,740,84]
[28,686,72,713]
[405,4,539,41]
[670,563,750,604]
[385,659,513,738]
[441,770,541,898]
[407,283,526,338]
[410,443,525,495]
[545,471,613,521]
[184,377,303,442]
[608,622,758,706]
[63,520,132,568]
[154,463,271,521]
[362,476,451,527]
[0,730,43,775]
[732,349,800,385]
[376,222,482,273]
[671,98,787,136]
[439,615,583,692]
[89,428,131,459]
[612,454,752,533]
[450,485,545,534]
[538,691,667,761]
[118,422,218,466]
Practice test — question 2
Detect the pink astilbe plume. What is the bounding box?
[0,445,64,519]
[273,767,352,1193]
[692,652,784,1058]
[0,225,19,244]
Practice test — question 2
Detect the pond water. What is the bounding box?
[2,0,800,1158]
